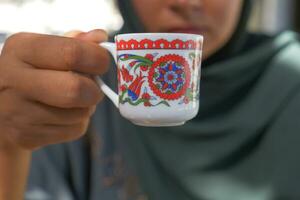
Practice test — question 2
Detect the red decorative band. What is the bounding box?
[116,39,201,50]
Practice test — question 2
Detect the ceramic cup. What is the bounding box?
[96,33,203,127]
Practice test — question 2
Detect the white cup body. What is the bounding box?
[115,33,203,126]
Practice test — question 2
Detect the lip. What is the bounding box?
[166,26,208,35]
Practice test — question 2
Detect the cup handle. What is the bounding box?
[94,42,119,108]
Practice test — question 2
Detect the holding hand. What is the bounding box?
[0,29,109,150]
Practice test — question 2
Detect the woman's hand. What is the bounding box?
[0,29,109,151]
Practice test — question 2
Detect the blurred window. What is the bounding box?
[0,0,123,35]
[0,0,298,39]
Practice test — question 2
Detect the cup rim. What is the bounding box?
[116,32,204,41]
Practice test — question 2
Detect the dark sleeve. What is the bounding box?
[25,144,74,200]
[25,137,91,200]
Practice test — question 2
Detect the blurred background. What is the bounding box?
[0,0,299,46]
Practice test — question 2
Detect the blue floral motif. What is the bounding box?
[155,62,185,93]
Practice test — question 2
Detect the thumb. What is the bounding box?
[65,29,109,44]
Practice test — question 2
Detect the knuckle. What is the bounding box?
[61,40,82,69]
[5,32,24,45]
[3,32,30,51]
[74,120,89,138]
[79,107,93,120]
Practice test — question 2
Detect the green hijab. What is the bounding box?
[106,1,300,199]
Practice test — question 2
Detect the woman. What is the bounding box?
[0,0,299,199]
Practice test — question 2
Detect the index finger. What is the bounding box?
[4,32,110,75]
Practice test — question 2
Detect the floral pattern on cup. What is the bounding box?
[117,52,199,107]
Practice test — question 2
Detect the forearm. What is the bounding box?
[0,144,31,200]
